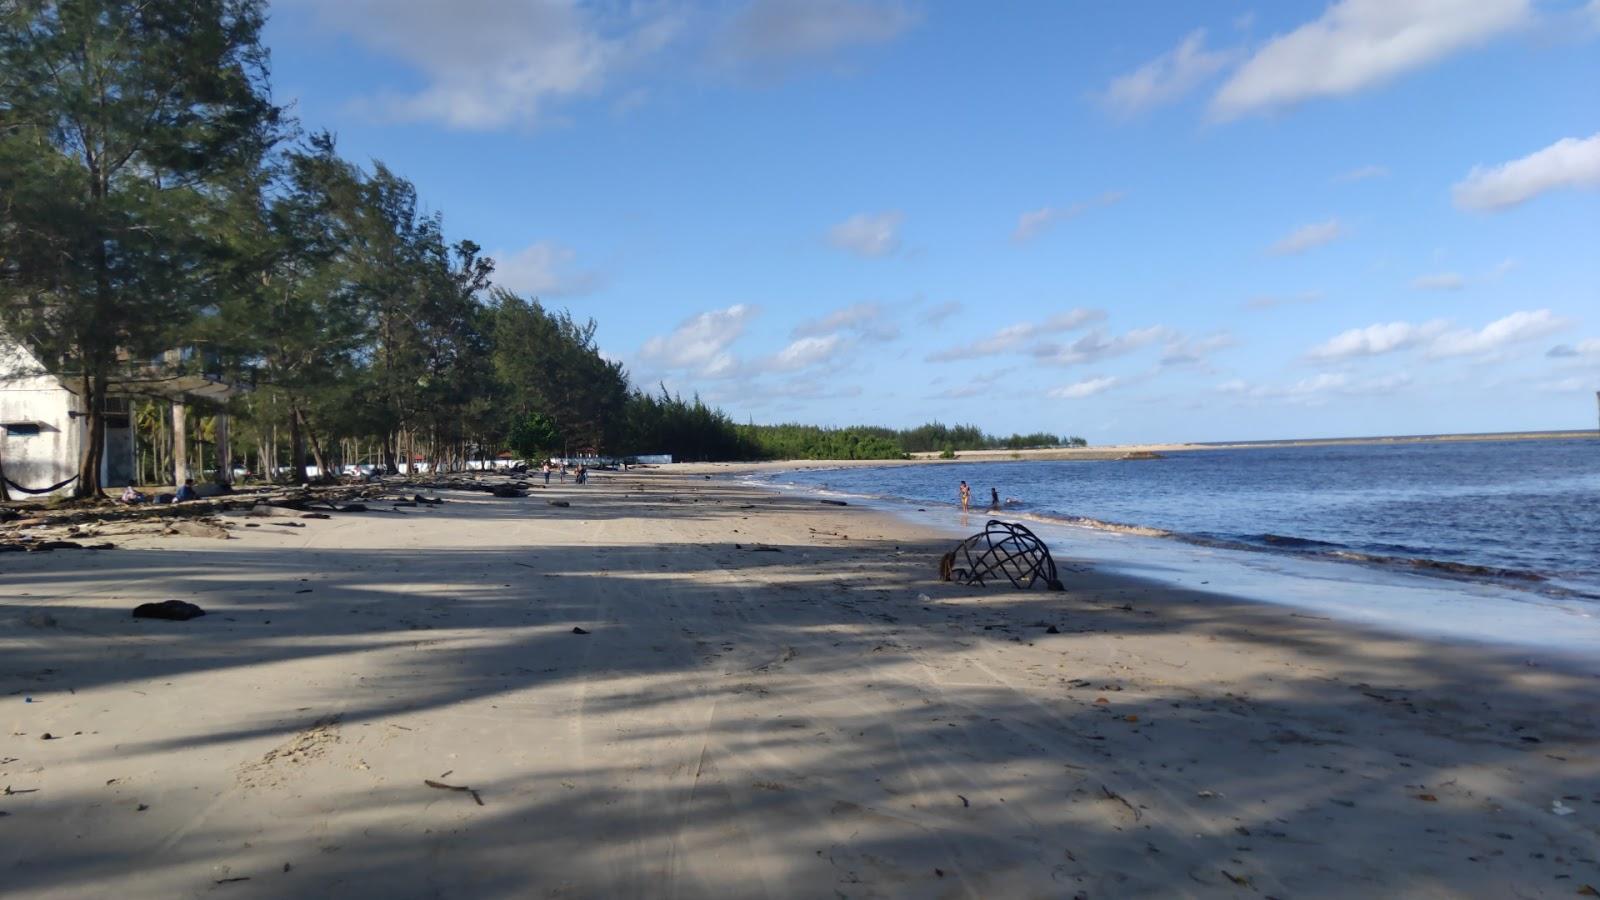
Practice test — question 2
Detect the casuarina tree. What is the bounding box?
[0,0,281,496]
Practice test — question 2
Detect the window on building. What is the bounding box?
[3,423,42,436]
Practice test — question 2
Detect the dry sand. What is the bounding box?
[2,472,1597,898]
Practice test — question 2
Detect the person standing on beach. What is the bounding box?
[959,480,971,510]
[989,487,1000,511]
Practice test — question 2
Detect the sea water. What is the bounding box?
[752,438,1600,656]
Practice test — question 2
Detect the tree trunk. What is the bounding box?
[296,407,328,479]
[171,402,190,487]
[289,406,308,483]
[382,432,397,475]
[74,373,108,498]
[214,413,232,485]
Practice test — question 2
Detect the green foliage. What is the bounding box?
[625,386,756,462]
[508,413,562,461]
[735,424,907,461]
[0,0,282,495]
[939,445,956,459]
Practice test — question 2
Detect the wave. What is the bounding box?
[761,473,1582,595]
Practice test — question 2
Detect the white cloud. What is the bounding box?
[767,334,846,371]
[1161,332,1236,366]
[1426,309,1568,358]
[919,300,963,326]
[1221,370,1413,403]
[1212,0,1529,120]
[1336,164,1389,182]
[1411,272,1465,291]
[1307,309,1569,362]
[1307,320,1446,361]
[1245,290,1325,310]
[1452,132,1600,211]
[713,0,917,68]
[1538,375,1594,393]
[637,304,757,378]
[1011,192,1125,243]
[302,0,681,130]
[1547,338,1600,360]
[827,211,904,258]
[1049,376,1120,399]
[1032,326,1172,367]
[1268,219,1345,255]
[927,308,1105,362]
[792,301,899,341]
[1101,30,1235,118]
[492,241,602,296]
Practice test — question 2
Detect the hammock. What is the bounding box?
[3,473,79,495]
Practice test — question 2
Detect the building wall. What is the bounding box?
[0,337,81,495]
[2,336,137,495]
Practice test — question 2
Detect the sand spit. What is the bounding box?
[2,472,1597,897]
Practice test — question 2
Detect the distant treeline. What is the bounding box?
[651,422,1086,462]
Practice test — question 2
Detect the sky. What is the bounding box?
[262,0,1600,443]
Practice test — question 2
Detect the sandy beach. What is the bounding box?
[3,470,1597,898]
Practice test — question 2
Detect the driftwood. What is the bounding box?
[940,520,1064,591]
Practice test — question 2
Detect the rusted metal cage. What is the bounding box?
[940,519,1064,591]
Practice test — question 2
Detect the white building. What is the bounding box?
[1,332,235,497]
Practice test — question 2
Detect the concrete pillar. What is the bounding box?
[171,402,190,486]
[213,413,231,485]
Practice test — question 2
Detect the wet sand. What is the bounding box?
[2,472,1597,897]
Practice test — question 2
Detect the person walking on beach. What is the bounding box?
[542,462,551,485]
[959,480,971,511]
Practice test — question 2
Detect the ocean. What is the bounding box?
[751,437,1600,653]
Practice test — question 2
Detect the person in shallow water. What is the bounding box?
[958,480,971,510]
[989,487,1001,511]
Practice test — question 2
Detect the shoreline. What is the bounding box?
[3,472,1596,896]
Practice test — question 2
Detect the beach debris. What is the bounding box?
[23,611,57,628]
[490,485,526,498]
[1552,799,1576,816]
[939,520,1064,591]
[1415,793,1438,802]
[132,600,206,621]
[1045,624,1060,634]
[571,627,590,635]
[548,500,570,507]
[1101,784,1141,820]
[820,499,849,506]
[163,521,230,539]
[424,779,485,806]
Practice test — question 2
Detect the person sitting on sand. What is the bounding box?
[120,485,146,504]
[173,479,199,503]
[959,480,971,510]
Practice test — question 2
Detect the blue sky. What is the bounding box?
[263,0,1600,443]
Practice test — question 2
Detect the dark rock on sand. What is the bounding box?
[132,600,207,621]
